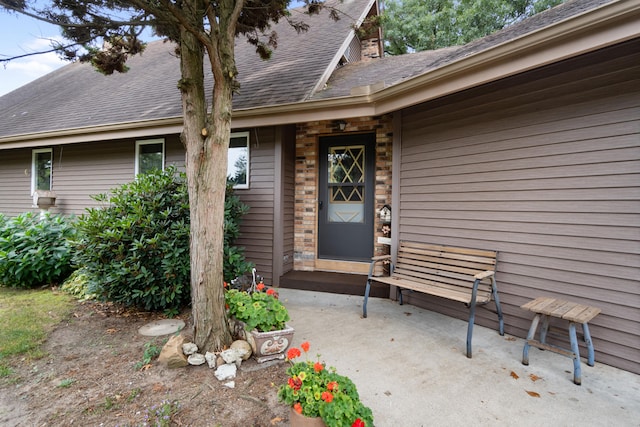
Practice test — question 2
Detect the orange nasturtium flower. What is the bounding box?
[301,341,310,352]
[287,347,301,360]
[327,381,338,391]
[314,362,324,373]
[321,391,334,403]
[256,282,265,291]
[352,419,365,427]
[294,402,303,414]
[266,288,276,296]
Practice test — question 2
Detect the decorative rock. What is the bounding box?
[158,335,188,368]
[214,363,237,381]
[182,342,198,355]
[223,381,235,389]
[205,352,217,369]
[230,340,252,360]
[187,353,206,366]
[221,348,247,365]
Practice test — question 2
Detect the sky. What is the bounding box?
[0,11,69,96]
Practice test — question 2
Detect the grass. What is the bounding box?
[0,287,75,379]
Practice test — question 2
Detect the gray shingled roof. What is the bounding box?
[0,0,372,138]
[312,0,616,100]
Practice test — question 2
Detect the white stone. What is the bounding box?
[214,363,237,381]
[187,353,206,365]
[223,381,235,389]
[221,348,246,365]
[182,342,198,355]
[205,351,217,369]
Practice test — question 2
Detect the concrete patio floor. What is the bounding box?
[278,288,640,427]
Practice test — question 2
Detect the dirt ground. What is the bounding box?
[0,300,291,427]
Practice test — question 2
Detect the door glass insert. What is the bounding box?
[327,145,365,223]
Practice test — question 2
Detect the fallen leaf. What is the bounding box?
[270,417,283,425]
[526,390,541,398]
[152,383,165,392]
[384,390,392,396]
[510,371,519,380]
[529,374,542,382]
[141,364,152,371]
[404,312,412,316]
[505,337,516,341]
[105,328,118,334]
[390,338,394,342]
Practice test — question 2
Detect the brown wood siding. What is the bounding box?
[0,148,33,215]
[235,128,276,285]
[398,40,640,374]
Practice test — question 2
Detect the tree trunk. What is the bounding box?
[179,26,233,352]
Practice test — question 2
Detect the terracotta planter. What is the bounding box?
[289,407,326,427]
[230,318,294,363]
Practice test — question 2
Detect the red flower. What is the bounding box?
[352,419,365,427]
[288,377,302,391]
[327,381,338,391]
[256,282,265,291]
[294,402,303,414]
[223,281,228,288]
[314,362,324,373]
[301,341,310,352]
[266,288,276,296]
[287,347,301,360]
[321,391,334,403]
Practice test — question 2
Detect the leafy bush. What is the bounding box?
[0,212,77,288]
[72,167,252,312]
[72,167,191,311]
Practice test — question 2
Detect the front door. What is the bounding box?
[318,134,375,262]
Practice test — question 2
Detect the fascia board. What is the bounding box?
[0,117,183,150]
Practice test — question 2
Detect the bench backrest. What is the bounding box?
[393,241,498,298]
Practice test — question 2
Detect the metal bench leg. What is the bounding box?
[491,277,504,336]
[569,322,582,385]
[522,314,541,366]
[363,279,371,318]
[540,315,550,344]
[467,302,476,358]
[583,322,595,367]
[363,260,377,318]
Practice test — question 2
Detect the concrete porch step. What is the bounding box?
[278,270,389,298]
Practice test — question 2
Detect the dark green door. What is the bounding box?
[318,133,375,262]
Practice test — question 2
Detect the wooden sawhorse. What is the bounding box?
[521,297,600,385]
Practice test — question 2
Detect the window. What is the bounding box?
[32,148,52,194]
[135,139,165,175]
[227,132,249,189]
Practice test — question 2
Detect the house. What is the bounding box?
[0,0,638,375]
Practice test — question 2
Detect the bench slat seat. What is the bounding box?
[363,241,504,358]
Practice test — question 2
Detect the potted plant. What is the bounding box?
[225,274,293,363]
[278,342,374,427]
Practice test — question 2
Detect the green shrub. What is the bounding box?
[0,212,76,288]
[72,167,252,312]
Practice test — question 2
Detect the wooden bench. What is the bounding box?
[521,297,601,385]
[363,241,504,358]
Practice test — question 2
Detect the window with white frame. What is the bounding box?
[135,139,165,175]
[32,148,52,194]
[227,132,250,189]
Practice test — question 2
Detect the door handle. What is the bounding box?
[318,200,323,209]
